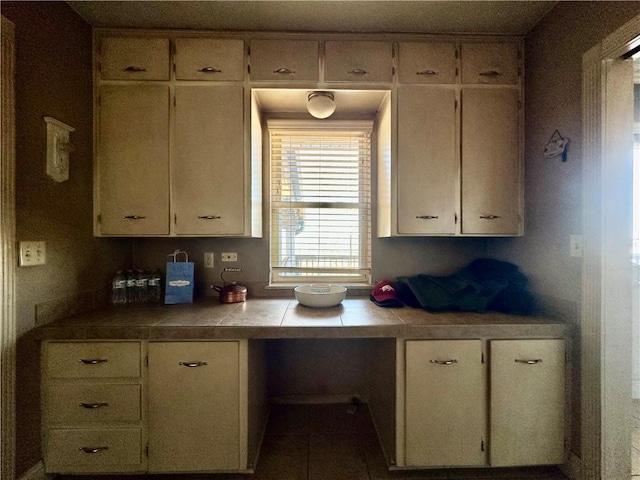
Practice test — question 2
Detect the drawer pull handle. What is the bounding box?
[347,69,369,76]
[417,69,438,76]
[479,70,502,76]
[80,402,109,409]
[515,359,543,364]
[123,215,146,220]
[429,359,457,365]
[80,446,109,454]
[416,215,439,220]
[79,358,108,365]
[479,215,501,220]
[124,66,147,73]
[179,361,208,368]
[273,68,295,75]
[199,67,222,73]
[198,215,221,220]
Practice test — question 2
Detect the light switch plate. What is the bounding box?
[19,241,46,266]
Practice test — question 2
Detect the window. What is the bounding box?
[268,120,372,284]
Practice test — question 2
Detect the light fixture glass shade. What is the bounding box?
[307,92,336,119]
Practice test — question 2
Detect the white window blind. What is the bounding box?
[269,120,372,284]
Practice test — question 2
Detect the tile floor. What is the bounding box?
[56,403,569,480]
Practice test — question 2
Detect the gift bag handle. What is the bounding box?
[167,249,189,263]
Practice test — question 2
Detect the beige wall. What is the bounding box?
[1,2,132,475]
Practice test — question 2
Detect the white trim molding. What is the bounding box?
[18,461,47,480]
[581,13,640,480]
[1,13,17,480]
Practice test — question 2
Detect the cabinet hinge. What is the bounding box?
[248,46,251,56]
[145,445,149,457]
[174,213,177,224]
[97,214,101,224]
[454,99,458,110]
[481,439,485,452]
[173,62,176,74]
[248,64,251,75]
[145,355,149,367]
[454,213,458,224]
[455,67,459,77]
[392,66,395,76]
[455,49,459,59]
[481,352,485,364]
[518,66,522,77]
[174,96,177,107]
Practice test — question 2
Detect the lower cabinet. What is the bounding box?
[148,341,240,472]
[385,338,566,469]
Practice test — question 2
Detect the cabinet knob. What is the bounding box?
[124,66,147,73]
[79,358,108,365]
[416,215,439,220]
[80,402,109,409]
[416,69,438,76]
[479,215,501,220]
[273,67,296,75]
[429,359,458,365]
[515,359,543,364]
[198,215,221,220]
[179,361,208,368]
[199,67,222,73]
[123,215,146,220]
[80,446,109,454]
[347,69,369,76]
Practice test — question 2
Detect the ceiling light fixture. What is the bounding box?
[307,91,336,119]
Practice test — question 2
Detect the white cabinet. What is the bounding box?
[398,42,457,84]
[100,37,170,81]
[148,342,240,472]
[461,88,521,235]
[174,38,245,81]
[397,87,457,234]
[173,86,245,235]
[324,41,392,83]
[249,39,319,81]
[405,340,485,467]
[96,85,170,236]
[490,339,565,466]
[42,341,145,474]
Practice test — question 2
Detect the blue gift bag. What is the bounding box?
[164,250,194,304]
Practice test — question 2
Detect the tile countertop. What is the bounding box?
[33,298,573,341]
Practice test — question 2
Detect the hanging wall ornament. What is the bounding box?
[543,129,570,162]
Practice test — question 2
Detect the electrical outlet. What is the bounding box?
[19,241,46,266]
[221,252,238,262]
[204,252,215,268]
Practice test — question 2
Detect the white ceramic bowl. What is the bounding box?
[294,284,347,308]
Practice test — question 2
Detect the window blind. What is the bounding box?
[269,120,372,284]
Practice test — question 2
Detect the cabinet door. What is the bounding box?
[100,37,169,80]
[398,42,457,84]
[250,40,319,81]
[405,340,485,467]
[461,88,521,235]
[148,342,240,472]
[324,41,392,83]
[175,38,245,81]
[490,339,565,466]
[97,85,170,235]
[173,86,245,235]
[397,87,457,234]
[461,43,519,84]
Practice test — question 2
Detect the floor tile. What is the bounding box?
[308,434,369,480]
[253,434,309,480]
[307,402,367,435]
[265,403,310,436]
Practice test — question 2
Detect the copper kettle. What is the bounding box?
[213,282,247,304]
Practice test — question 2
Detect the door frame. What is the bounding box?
[581,13,640,480]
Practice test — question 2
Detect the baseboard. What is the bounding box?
[269,393,366,404]
[560,452,582,480]
[18,460,47,480]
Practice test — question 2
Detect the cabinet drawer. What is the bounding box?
[324,41,392,83]
[46,384,141,424]
[100,37,170,80]
[250,40,319,81]
[398,42,457,84]
[46,342,141,378]
[45,428,142,471]
[175,38,245,81]
[461,43,519,84]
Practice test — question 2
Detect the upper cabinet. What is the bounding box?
[461,42,519,84]
[324,41,393,83]
[174,38,245,81]
[249,39,319,82]
[100,37,170,80]
[398,42,457,84]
